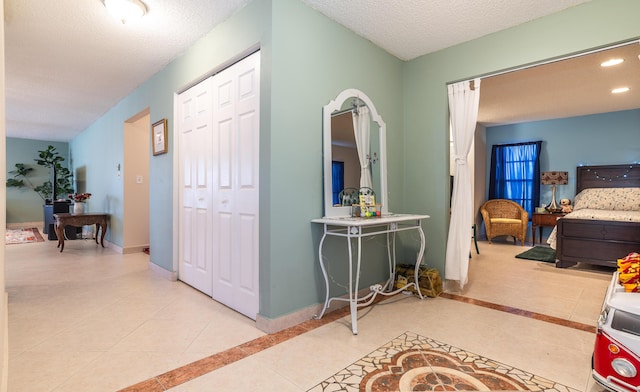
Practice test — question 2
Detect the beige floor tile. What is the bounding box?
[8,315,75,353]
[249,324,377,389]
[9,350,103,392]
[53,351,188,392]
[167,356,301,392]
[110,318,209,353]
[184,313,266,355]
[6,237,615,391]
[459,241,611,317]
[29,315,146,352]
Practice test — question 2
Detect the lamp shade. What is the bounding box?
[541,171,568,185]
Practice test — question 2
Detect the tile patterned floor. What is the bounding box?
[308,331,578,392]
[123,291,599,391]
[6,238,613,391]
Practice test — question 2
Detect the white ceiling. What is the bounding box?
[479,42,640,126]
[301,0,588,62]
[6,0,637,142]
[5,0,252,141]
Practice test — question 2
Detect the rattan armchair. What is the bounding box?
[480,199,528,246]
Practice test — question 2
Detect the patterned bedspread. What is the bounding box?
[547,187,640,250]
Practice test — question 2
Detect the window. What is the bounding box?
[331,161,344,205]
[489,141,542,217]
[612,309,640,337]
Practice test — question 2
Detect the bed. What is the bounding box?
[553,164,640,269]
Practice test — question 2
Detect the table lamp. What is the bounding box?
[541,171,568,213]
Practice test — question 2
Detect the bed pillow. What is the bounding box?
[573,187,640,211]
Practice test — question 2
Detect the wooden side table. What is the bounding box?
[53,213,108,252]
[531,212,566,245]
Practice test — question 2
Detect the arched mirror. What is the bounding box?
[323,88,387,217]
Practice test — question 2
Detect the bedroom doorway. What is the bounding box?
[471,40,639,243]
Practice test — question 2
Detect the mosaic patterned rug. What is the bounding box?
[307,331,578,391]
[6,228,44,244]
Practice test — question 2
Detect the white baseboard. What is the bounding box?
[97,241,149,256]
[106,244,176,280]
[255,286,379,334]
[122,245,149,254]
[104,240,122,254]
[149,261,178,281]
[256,303,326,334]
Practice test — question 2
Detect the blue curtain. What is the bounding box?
[332,161,344,205]
[489,141,542,217]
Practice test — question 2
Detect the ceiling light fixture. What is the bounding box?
[611,87,630,94]
[104,0,147,24]
[601,58,624,67]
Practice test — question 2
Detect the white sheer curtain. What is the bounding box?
[353,106,372,188]
[445,79,481,289]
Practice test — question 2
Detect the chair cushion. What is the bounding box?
[490,218,523,224]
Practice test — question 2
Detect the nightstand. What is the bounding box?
[531,212,566,245]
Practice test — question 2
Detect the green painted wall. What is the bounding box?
[69,0,272,261]
[66,0,404,320]
[6,138,69,224]
[265,0,405,317]
[402,0,640,276]
[60,0,640,320]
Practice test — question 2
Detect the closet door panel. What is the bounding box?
[177,78,214,296]
[211,51,260,319]
[177,51,260,320]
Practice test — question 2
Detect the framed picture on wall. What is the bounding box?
[152,119,168,155]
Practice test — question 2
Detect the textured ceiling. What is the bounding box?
[5,0,252,141]
[301,0,588,61]
[7,0,637,142]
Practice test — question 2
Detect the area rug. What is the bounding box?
[5,228,45,244]
[515,246,556,263]
[307,331,577,392]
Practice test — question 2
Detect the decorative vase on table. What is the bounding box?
[73,202,85,215]
[69,192,91,215]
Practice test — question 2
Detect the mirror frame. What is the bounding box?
[323,88,387,217]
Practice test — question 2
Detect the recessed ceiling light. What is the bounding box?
[611,87,630,94]
[104,0,147,24]
[601,58,624,67]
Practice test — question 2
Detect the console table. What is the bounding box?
[53,213,108,252]
[311,213,430,334]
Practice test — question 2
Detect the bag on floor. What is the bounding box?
[394,264,442,298]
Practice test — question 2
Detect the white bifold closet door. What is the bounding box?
[177,51,260,320]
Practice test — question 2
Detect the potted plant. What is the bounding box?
[6,145,74,203]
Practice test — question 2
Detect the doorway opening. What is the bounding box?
[123,108,151,253]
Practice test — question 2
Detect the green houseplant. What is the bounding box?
[6,145,74,203]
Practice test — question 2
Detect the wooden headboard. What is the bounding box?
[576,164,640,194]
